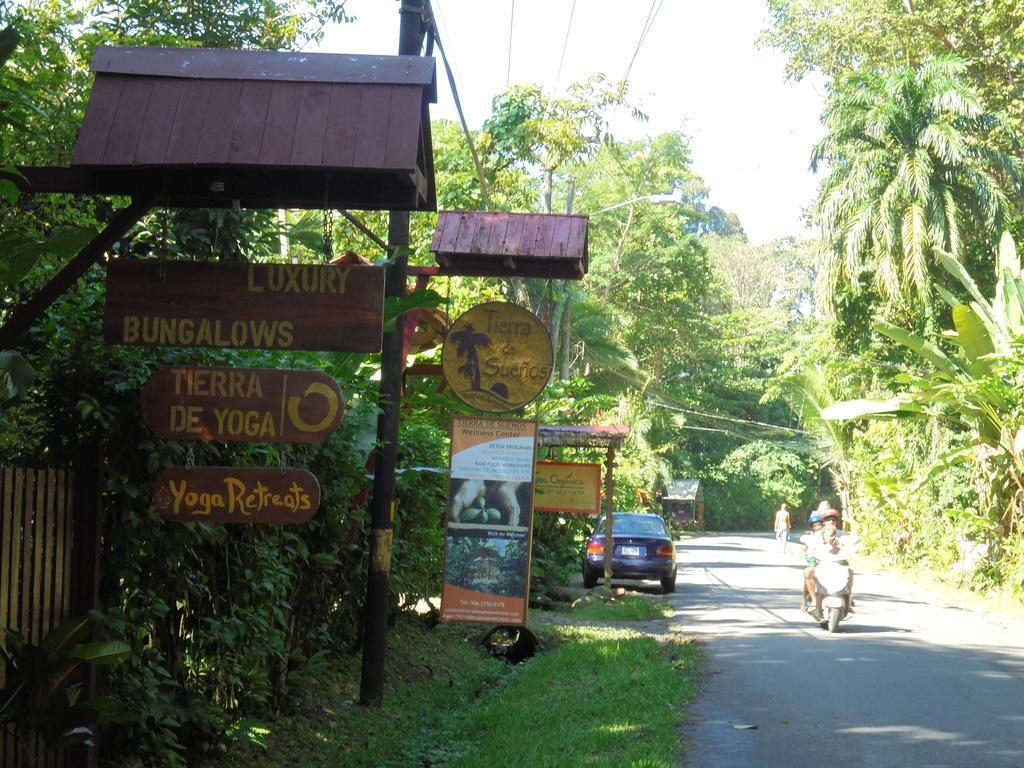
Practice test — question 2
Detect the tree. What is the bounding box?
[765,362,856,518]
[822,233,1024,535]
[762,0,1024,134]
[704,234,817,316]
[481,77,638,376]
[812,57,1023,314]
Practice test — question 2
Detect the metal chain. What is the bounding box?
[156,209,169,282]
[185,443,195,470]
[322,208,335,262]
[278,446,288,475]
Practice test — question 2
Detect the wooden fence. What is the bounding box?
[1,460,101,768]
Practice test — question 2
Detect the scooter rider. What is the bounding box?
[804,508,857,611]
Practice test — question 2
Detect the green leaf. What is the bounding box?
[873,319,961,378]
[0,228,96,288]
[0,351,36,406]
[934,283,961,309]
[41,617,91,662]
[83,695,139,725]
[0,178,19,204]
[1000,271,1024,335]
[910,446,976,492]
[820,397,925,421]
[935,249,993,322]
[950,304,994,367]
[997,230,1019,276]
[382,289,444,331]
[68,640,131,665]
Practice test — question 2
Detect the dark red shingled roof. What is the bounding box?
[18,45,437,210]
[430,211,589,279]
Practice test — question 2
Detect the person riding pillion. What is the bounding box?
[800,510,824,608]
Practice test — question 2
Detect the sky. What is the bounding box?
[320,0,826,244]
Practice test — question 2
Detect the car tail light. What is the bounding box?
[586,540,605,555]
[656,543,674,557]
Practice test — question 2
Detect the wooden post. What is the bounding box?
[359,0,425,707]
[603,445,615,585]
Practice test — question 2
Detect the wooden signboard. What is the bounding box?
[441,302,553,412]
[153,467,320,523]
[533,461,602,514]
[105,260,384,352]
[142,366,344,444]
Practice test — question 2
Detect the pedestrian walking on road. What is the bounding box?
[773,503,791,553]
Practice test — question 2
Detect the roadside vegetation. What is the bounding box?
[762,0,1024,600]
[1,0,1024,765]
[196,607,700,768]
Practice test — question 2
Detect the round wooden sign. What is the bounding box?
[442,302,553,412]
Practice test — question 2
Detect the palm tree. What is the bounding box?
[812,57,1022,312]
[448,324,491,392]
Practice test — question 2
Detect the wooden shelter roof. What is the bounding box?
[662,479,703,501]
[431,211,589,279]
[16,45,437,210]
[537,425,629,449]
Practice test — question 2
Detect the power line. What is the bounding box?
[650,399,810,435]
[554,0,577,92]
[623,0,664,84]
[575,0,666,204]
[424,3,493,210]
[506,0,515,89]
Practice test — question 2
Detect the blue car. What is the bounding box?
[582,512,678,593]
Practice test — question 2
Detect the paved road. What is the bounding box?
[665,533,1024,768]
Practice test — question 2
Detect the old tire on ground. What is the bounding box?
[480,626,538,663]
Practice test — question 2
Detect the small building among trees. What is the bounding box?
[660,479,705,530]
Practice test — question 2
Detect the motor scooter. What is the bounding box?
[809,559,853,632]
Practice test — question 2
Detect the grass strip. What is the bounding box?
[443,626,701,768]
[568,594,672,621]
[203,613,701,768]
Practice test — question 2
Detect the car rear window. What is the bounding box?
[596,515,667,536]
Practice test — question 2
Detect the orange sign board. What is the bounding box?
[441,416,537,626]
[105,260,383,352]
[153,467,320,523]
[441,302,552,412]
[533,461,602,514]
[142,366,343,444]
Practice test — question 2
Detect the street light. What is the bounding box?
[589,188,683,215]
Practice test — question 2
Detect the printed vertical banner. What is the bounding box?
[441,416,538,625]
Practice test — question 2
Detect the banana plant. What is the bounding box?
[821,232,1024,526]
[1,616,133,764]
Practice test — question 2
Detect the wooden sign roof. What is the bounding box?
[537,425,629,448]
[430,211,589,279]
[25,46,437,210]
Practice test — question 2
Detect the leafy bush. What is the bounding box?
[704,440,817,530]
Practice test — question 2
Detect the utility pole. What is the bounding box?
[560,177,575,379]
[359,0,427,707]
